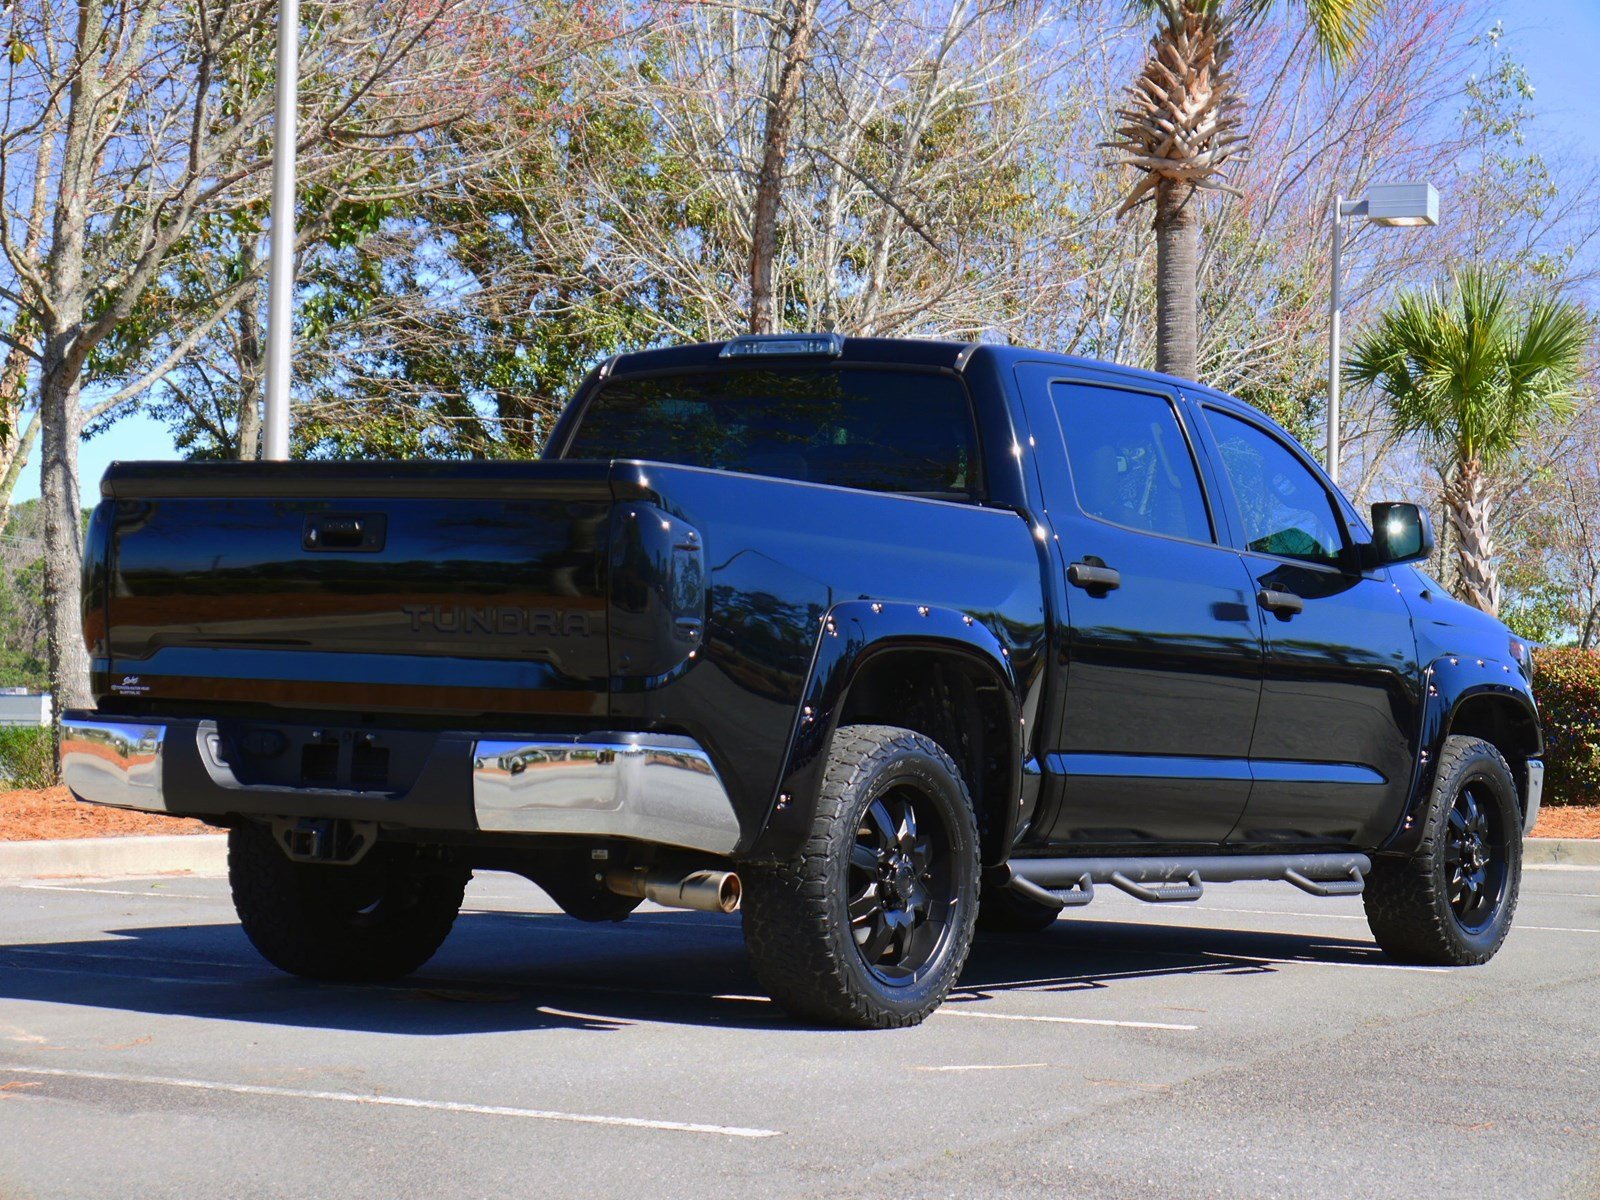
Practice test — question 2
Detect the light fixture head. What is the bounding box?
[1360,182,1439,227]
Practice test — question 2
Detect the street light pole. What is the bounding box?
[263,0,299,462]
[1327,193,1346,486]
[1324,181,1439,490]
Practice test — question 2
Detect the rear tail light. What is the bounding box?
[609,503,705,678]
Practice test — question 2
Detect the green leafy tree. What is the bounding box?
[0,501,48,689]
[1346,266,1590,615]
[291,60,686,460]
[1103,0,1380,381]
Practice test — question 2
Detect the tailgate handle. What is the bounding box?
[303,513,386,552]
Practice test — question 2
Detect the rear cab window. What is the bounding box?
[1051,381,1214,543]
[564,367,982,501]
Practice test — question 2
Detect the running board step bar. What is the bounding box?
[998,853,1370,910]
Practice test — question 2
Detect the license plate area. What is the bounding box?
[208,721,432,794]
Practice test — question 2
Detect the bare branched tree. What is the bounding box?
[0,0,529,709]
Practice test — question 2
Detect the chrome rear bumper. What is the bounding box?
[60,715,742,855]
[59,719,168,812]
[471,738,740,854]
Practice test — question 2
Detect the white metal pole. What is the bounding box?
[263,0,299,461]
[1327,192,1343,487]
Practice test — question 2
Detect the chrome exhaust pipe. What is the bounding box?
[606,867,741,914]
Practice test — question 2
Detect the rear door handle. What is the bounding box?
[1257,587,1304,617]
[1067,562,1122,592]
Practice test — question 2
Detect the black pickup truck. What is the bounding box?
[62,333,1544,1028]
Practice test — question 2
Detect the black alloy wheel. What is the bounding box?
[1444,781,1506,932]
[847,784,956,986]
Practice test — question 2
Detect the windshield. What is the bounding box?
[565,367,981,499]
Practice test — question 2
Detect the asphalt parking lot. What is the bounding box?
[0,865,1596,1199]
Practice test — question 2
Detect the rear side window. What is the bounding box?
[1052,382,1212,543]
[1205,408,1346,565]
[566,368,980,499]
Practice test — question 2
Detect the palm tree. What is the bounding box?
[1103,0,1378,380]
[1346,266,1590,616]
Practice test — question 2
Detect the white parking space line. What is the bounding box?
[5,947,248,970]
[912,1063,1050,1072]
[0,957,1192,1034]
[705,993,1194,1029]
[534,1005,635,1026]
[1199,951,1450,973]
[937,1009,1197,1031]
[0,960,239,987]
[1518,925,1600,935]
[13,883,220,901]
[1179,906,1367,922]
[0,1065,782,1139]
[1143,905,1600,935]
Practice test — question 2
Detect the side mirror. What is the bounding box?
[1368,502,1435,566]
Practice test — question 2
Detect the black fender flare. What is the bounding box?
[740,600,1026,863]
[1380,653,1541,855]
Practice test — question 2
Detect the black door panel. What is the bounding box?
[1231,557,1420,844]
[1197,405,1423,846]
[1014,366,1264,846]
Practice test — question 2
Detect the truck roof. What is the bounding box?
[599,335,1244,411]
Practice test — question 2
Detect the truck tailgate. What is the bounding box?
[90,461,615,718]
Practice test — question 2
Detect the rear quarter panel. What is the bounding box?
[610,461,1048,851]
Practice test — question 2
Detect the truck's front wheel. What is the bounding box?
[1363,735,1522,965]
[228,824,470,982]
[741,725,980,1029]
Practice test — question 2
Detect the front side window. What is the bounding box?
[1052,382,1213,543]
[566,368,979,499]
[1205,408,1346,565]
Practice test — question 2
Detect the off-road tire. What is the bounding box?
[977,884,1062,934]
[741,724,980,1029]
[229,823,470,982]
[1364,735,1522,966]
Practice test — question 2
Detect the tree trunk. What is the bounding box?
[0,345,37,535]
[1446,456,1500,616]
[1153,178,1200,381]
[38,356,92,714]
[235,292,264,461]
[747,0,818,336]
[0,409,41,536]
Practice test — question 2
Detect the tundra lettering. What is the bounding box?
[401,604,593,638]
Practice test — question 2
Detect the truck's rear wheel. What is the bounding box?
[741,725,979,1029]
[228,824,470,982]
[1364,735,1522,966]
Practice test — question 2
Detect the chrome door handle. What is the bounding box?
[1068,562,1122,592]
[1257,587,1304,617]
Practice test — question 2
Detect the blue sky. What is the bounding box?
[13,1,1600,504]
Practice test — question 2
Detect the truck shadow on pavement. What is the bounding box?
[0,906,1415,1035]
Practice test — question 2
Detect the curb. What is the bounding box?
[1524,837,1600,867]
[0,833,1594,882]
[0,834,226,882]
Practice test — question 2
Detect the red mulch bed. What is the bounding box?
[0,786,208,841]
[2,786,1596,842]
[1532,803,1600,841]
